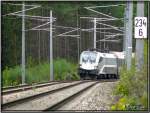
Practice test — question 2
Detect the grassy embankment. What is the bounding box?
[111,40,148,110]
[2,58,79,87]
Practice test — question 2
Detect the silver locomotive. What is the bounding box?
[78,49,125,79]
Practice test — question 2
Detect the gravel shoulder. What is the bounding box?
[58,81,118,111]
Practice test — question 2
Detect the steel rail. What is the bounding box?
[2,80,86,91]
[2,80,87,95]
[44,82,98,111]
[2,82,60,95]
[2,84,29,90]
[2,81,59,91]
[2,81,87,110]
[44,79,117,110]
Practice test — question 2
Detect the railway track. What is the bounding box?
[2,81,58,90]
[2,84,29,90]
[2,79,117,111]
[2,82,58,95]
[2,81,83,105]
[2,80,85,95]
[2,81,74,95]
[2,81,96,111]
[44,82,98,111]
[2,80,83,90]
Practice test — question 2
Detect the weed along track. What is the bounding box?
[2,81,98,111]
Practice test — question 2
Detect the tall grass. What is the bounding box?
[2,59,79,87]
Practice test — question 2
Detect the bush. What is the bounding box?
[2,59,79,87]
[111,41,148,110]
[2,66,22,86]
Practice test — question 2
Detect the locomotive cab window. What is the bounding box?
[82,54,89,63]
[82,51,97,63]
[89,52,97,63]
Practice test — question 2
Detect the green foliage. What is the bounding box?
[2,59,79,87]
[27,56,36,68]
[54,58,79,80]
[111,41,148,111]
[2,66,22,86]
[113,62,136,97]
[111,97,141,110]
[26,62,50,84]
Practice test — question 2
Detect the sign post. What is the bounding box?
[135,2,147,71]
[126,1,133,70]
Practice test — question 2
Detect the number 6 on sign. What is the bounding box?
[134,17,147,39]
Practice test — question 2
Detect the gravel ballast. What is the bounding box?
[58,81,118,111]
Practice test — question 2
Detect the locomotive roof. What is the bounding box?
[81,50,117,58]
[100,53,116,58]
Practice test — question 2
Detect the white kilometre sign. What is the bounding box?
[134,17,147,39]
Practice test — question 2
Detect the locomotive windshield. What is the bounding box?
[82,51,97,63]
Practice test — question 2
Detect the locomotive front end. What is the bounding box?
[78,51,99,79]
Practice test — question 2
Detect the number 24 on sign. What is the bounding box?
[134,17,147,39]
